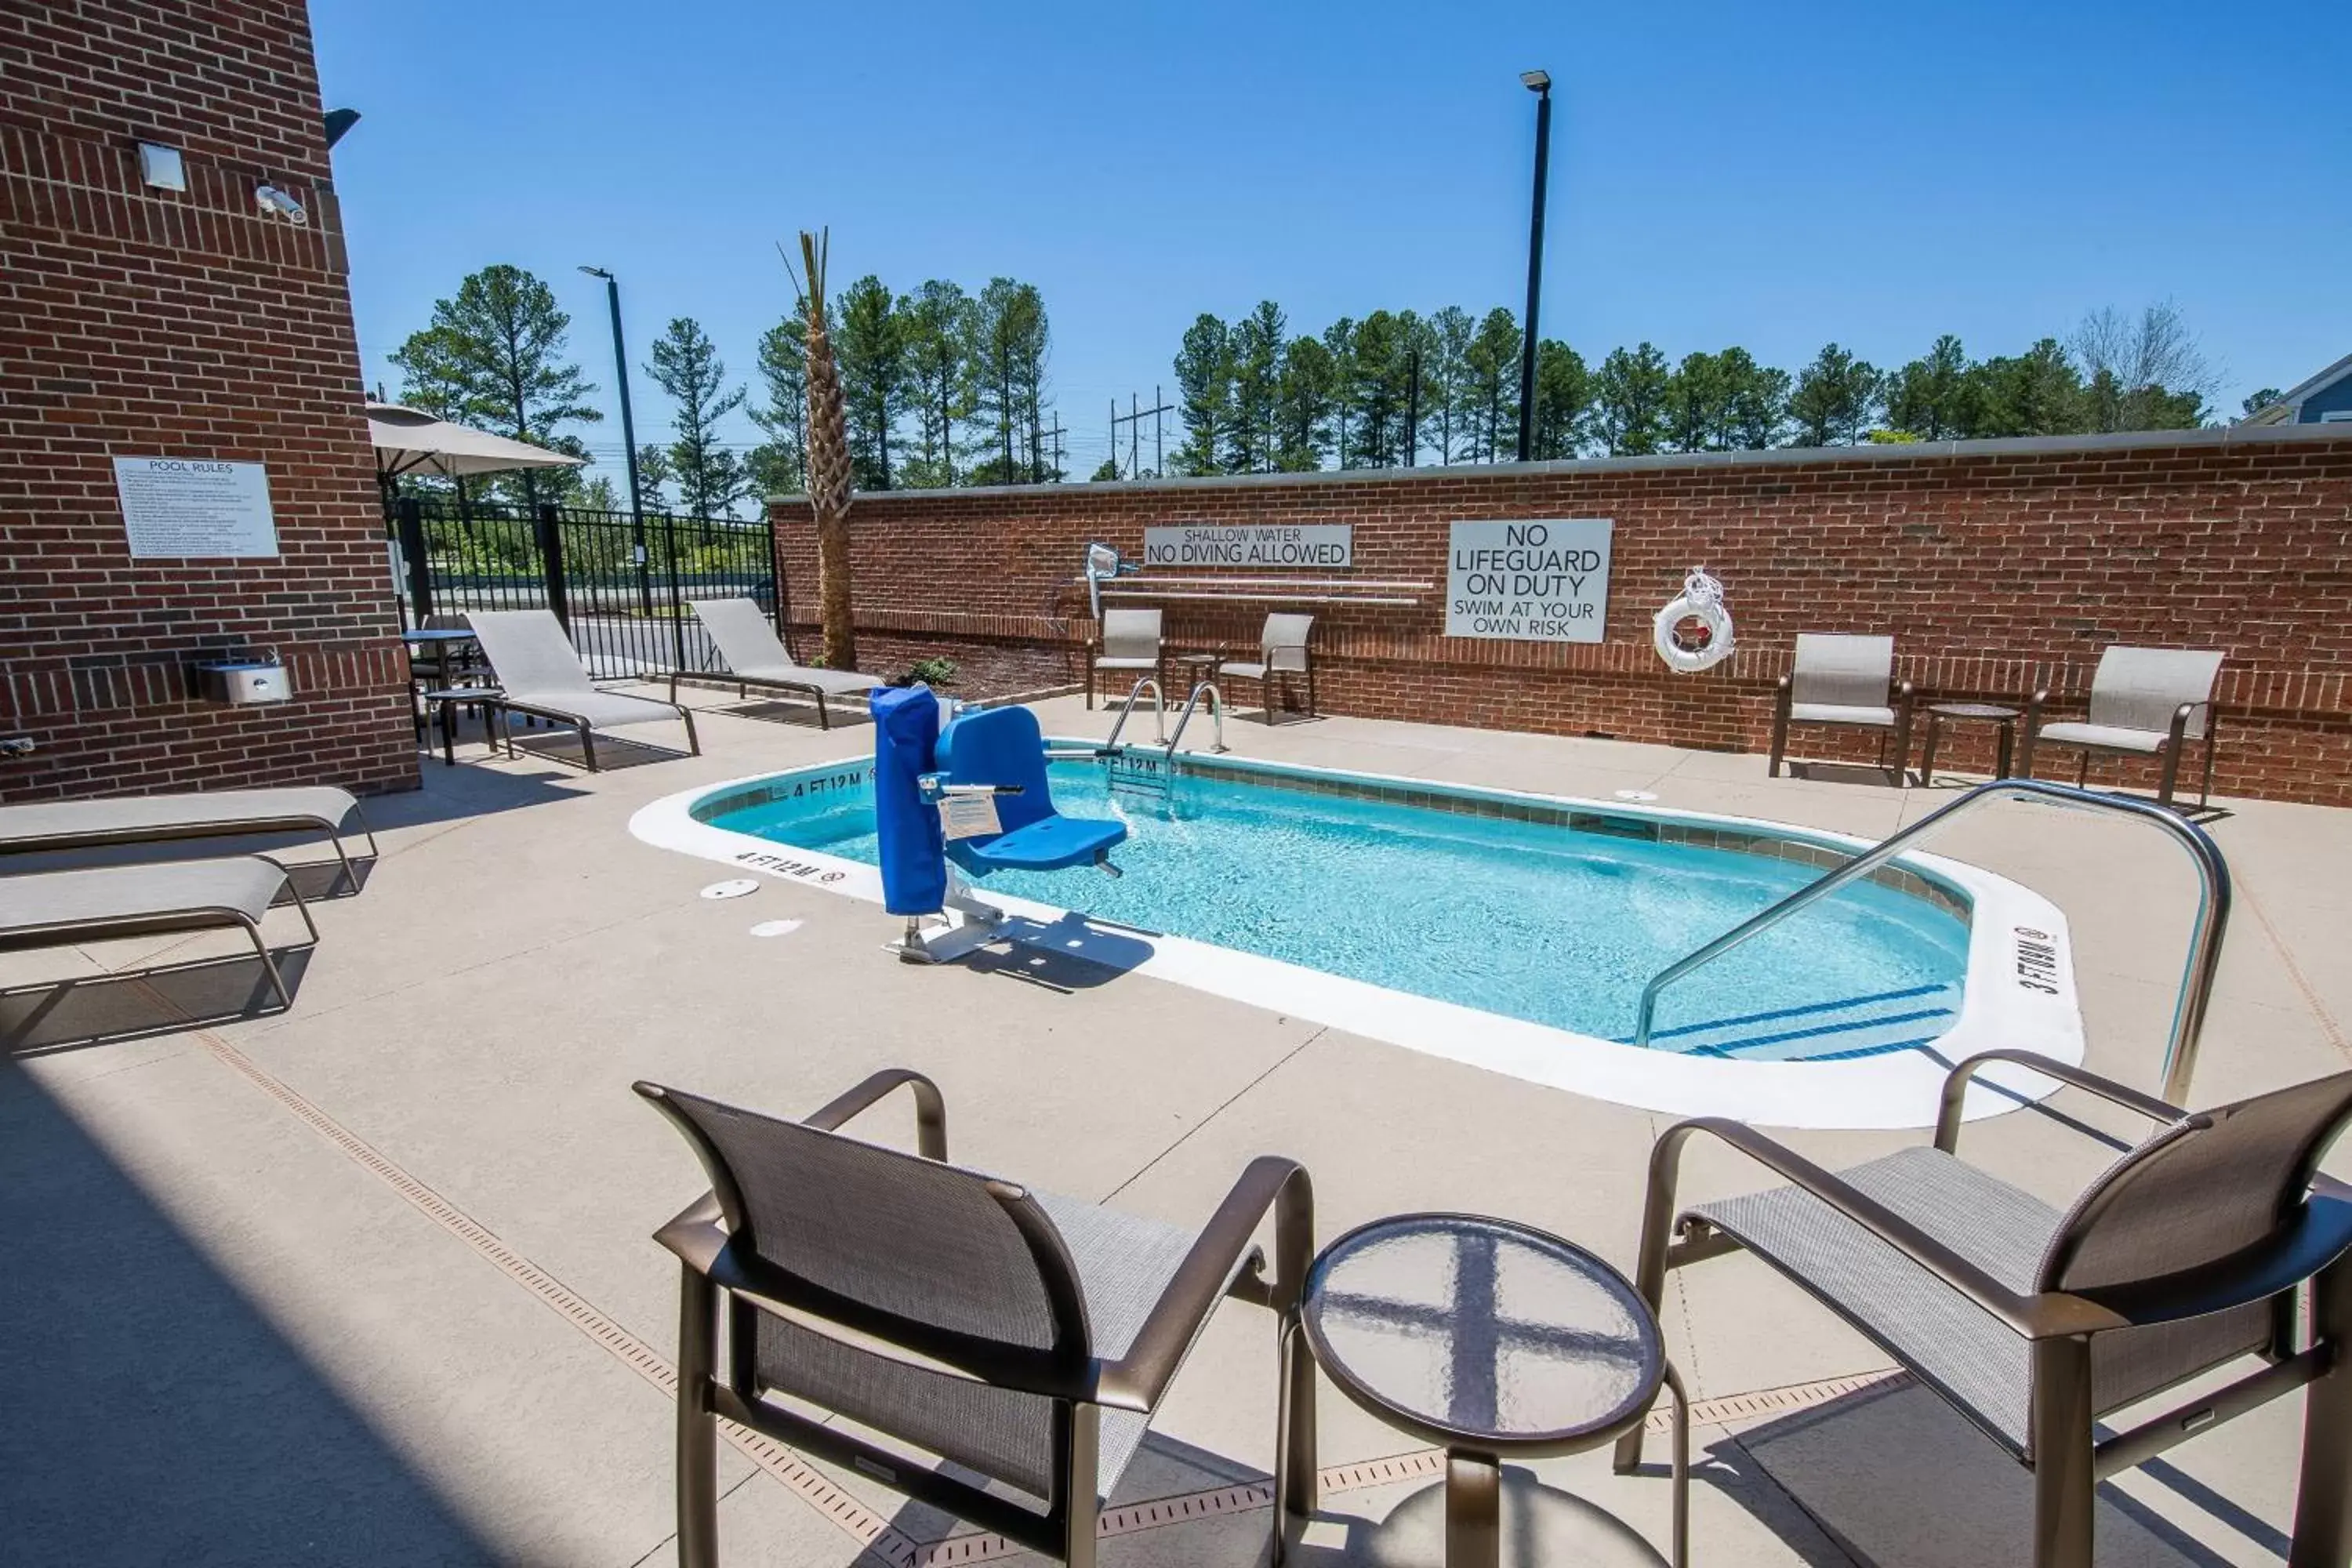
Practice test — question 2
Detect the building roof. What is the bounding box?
[2239,350,2352,426]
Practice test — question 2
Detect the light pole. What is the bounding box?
[579,265,653,617]
[1515,69,1552,463]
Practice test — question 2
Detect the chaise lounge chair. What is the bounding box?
[1768,633,1914,782]
[2020,646,2224,812]
[672,597,884,730]
[0,786,378,894]
[1085,608,1164,710]
[637,1069,1316,1567]
[0,854,319,1008]
[1616,1049,2352,1568]
[1217,612,1316,724]
[464,609,699,772]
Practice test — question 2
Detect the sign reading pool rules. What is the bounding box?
[1143,524,1352,569]
[1445,518,1613,642]
[113,457,280,558]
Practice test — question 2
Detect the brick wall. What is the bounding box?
[772,426,2352,804]
[0,0,415,801]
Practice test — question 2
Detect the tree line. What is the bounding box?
[387,263,1061,519]
[1161,298,2223,476]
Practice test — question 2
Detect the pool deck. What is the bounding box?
[6,688,2349,1567]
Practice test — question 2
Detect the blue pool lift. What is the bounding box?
[873,685,1127,963]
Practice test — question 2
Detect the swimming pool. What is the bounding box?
[632,746,2082,1128]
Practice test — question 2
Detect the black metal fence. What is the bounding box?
[388,495,783,677]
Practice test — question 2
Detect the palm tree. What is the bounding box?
[790,230,857,670]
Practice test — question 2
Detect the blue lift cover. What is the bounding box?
[872,684,946,916]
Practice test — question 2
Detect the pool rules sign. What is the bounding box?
[1445,519,1613,641]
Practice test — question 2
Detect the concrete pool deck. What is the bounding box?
[5,688,2348,1566]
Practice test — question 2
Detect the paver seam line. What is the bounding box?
[2234,877,2351,1065]
[622,1469,762,1568]
[1099,1025,1327,1204]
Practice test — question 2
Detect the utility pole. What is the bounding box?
[1112,389,1175,479]
[1029,416,1067,483]
[1516,69,1553,463]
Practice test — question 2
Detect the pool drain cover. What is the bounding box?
[700,878,760,900]
[749,919,804,938]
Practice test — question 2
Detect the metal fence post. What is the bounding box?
[535,503,572,635]
[765,506,790,652]
[663,515,688,671]
[395,496,434,623]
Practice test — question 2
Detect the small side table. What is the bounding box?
[1170,651,1221,695]
[419,686,504,766]
[1918,702,2022,787]
[1300,1213,1686,1568]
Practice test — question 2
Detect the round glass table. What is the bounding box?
[1301,1213,1686,1567]
[1918,701,2023,787]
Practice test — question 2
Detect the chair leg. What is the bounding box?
[1064,1401,1102,1568]
[2199,724,2219,812]
[675,1266,720,1568]
[581,724,600,773]
[2289,1254,2352,1567]
[1085,654,1096,710]
[815,691,829,731]
[2157,742,2181,811]
[1918,711,1943,788]
[2029,1338,2097,1568]
[1274,1314,1317,1561]
[681,706,701,757]
[1891,702,1914,787]
[1768,700,1789,778]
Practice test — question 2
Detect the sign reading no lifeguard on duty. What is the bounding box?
[1445,519,1614,642]
[1144,524,1352,569]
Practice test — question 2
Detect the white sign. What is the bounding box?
[1445,518,1614,642]
[114,458,279,558]
[938,792,1003,840]
[1144,524,1352,569]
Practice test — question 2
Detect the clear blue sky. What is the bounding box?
[317,0,2350,479]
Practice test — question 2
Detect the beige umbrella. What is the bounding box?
[368,401,587,485]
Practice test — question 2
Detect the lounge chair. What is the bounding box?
[0,786,377,894]
[463,609,699,772]
[1615,1049,2352,1568]
[637,1070,1316,1567]
[1086,608,1163,710]
[0,855,318,1008]
[672,597,884,730]
[2020,646,2224,811]
[1768,633,1914,782]
[1217,612,1316,724]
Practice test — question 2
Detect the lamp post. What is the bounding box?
[1515,68,1552,463]
[579,265,654,618]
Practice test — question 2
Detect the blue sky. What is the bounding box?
[317,0,2351,478]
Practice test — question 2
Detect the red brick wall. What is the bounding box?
[773,427,2352,804]
[0,1,415,801]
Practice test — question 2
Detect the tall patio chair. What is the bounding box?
[673,597,884,731]
[2020,646,2224,812]
[463,609,698,772]
[1615,1049,2352,1568]
[1085,608,1163,710]
[1768,633,1914,782]
[1218,612,1316,724]
[637,1070,1317,1567]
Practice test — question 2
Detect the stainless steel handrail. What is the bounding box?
[1104,677,1165,748]
[1630,779,2230,1104]
[1165,681,1228,757]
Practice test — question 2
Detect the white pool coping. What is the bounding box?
[630,750,2085,1131]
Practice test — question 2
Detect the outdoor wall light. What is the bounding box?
[1520,69,1551,93]
[136,142,186,191]
[254,183,308,225]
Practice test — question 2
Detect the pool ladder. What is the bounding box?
[1631,779,2229,1104]
[1102,677,1174,810]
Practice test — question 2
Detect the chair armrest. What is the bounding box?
[803,1068,947,1160]
[1091,1156,1312,1414]
[652,1189,730,1272]
[1934,1049,2183,1155]
[2165,702,2197,753]
[1648,1117,2126,1338]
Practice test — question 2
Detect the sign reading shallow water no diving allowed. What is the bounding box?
[1445,519,1613,642]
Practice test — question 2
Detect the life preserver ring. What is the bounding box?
[1653,568,1734,673]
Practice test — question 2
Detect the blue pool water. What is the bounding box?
[705,758,1972,1059]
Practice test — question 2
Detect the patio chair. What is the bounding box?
[2019,647,2224,812]
[463,609,699,772]
[0,854,318,1008]
[1615,1048,2352,1568]
[0,786,376,895]
[1218,613,1316,724]
[637,1070,1317,1567]
[1085,608,1163,710]
[672,597,884,731]
[1768,633,1914,782]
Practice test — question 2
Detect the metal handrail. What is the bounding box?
[1104,677,1165,748]
[1630,779,2230,1104]
[1166,681,1228,757]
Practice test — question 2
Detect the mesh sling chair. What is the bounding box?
[1218,613,1316,724]
[673,597,885,731]
[2020,646,2225,812]
[463,608,699,772]
[637,1071,1319,1566]
[1085,608,1163,710]
[1768,633,1915,782]
[1613,1049,2352,1568]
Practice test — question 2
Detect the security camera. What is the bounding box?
[254,184,309,225]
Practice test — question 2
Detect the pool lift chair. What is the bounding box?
[874,686,1128,965]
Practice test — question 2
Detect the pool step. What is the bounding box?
[1105,756,1175,814]
[1648,982,1963,1063]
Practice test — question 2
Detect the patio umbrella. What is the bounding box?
[367,401,587,487]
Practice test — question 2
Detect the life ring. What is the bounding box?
[1653,568,1734,673]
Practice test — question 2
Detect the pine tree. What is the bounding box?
[645,317,748,516]
[833,276,907,489]
[1664,350,1730,452]
[1461,308,1521,461]
[746,315,808,496]
[1788,343,1882,445]
[1589,343,1671,456]
[1530,340,1590,460]
[1883,334,1972,440]
[1425,307,1475,463]
[1173,314,1234,476]
[1320,318,1357,467]
[967,279,1049,484]
[1722,352,1790,450]
[899,279,971,488]
[1275,334,1337,470]
[1227,301,1287,474]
